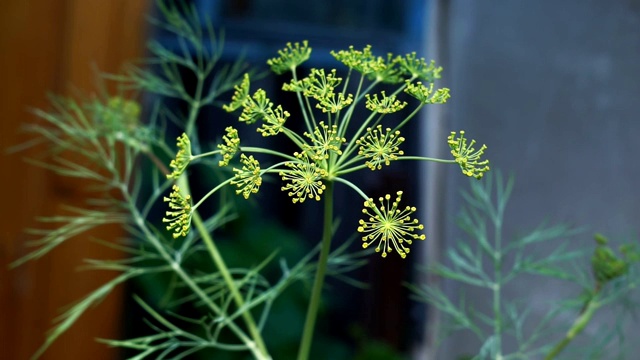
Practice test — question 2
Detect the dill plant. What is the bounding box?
[408,173,640,360]
[12,1,491,359]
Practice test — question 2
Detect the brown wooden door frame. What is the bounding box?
[1,1,150,359]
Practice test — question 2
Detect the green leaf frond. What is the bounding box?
[114,1,248,109]
[257,105,290,137]
[22,95,154,186]
[162,184,193,238]
[301,121,346,162]
[355,125,405,170]
[99,295,248,359]
[358,191,425,259]
[33,268,164,360]
[280,154,328,203]
[230,154,262,199]
[365,91,408,114]
[11,206,128,268]
[396,53,443,82]
[447,130,490,179]
[404,81,451,104]
[167,133,192,179]
[217,126,241,166]
[266,40,312,74]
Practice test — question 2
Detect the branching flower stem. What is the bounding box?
[396,156,456,164]
[177,68,271,358]
[544,297,600,360]
[120,184,268,359]
[297,182,334,360]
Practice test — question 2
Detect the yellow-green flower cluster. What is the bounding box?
[218,127,240,166]
[447,131,490,179]
[302,121,346,162]
[356,125,405,170]
[267,41,312,74]
[223,73,250,113]
[257,105,290,137]
[365,91,408,114]
[162,185,192,238]
[592,234,629,284]
[239,89,274,124]
[167,133,192,179]
[404,81,450,104]
[396,53,443,82]
[358,191,425,258]
[283,68,353,113]
[102,96,141,132]
[330,45,400,83]
[230,154,262,199]
[280,154,328,203]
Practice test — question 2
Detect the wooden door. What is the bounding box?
[0,1,150,359]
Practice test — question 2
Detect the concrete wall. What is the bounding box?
[428,0,640,358]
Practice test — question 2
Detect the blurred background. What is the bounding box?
[2,0,639,359]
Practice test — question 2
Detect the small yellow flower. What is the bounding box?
[404,81,450,104]
[223,73,251,113]
[239,89,274,124]
[230,154,262,199]
[365,91,407,114]
[396,53,442,82]
[280,154,328,203]
[447,131,490,179]
[358,191,425,259]
[302,121,346,162]
[257,105,290,137]
[267,41,312,74]
[162,185,192,238]
[218,127,240,166]
[167,133,192,179]
[356,125,405,170]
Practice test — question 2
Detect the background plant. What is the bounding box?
[408,172,640,360]
[12,1,490,359]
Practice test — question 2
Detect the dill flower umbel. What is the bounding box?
[222,73,250,113]
[302,121,346,162]
[447,130,490,179]
[365,91,407,114]
[280,154,328,203]
[218,126,240,166]
[356,125,405,170]
[267,40,312,74]
[358,191,425,258]
[404,81,450,104]
[167,133,192,179]
[257,105,289,137]
[230,154,262,199]
[162,185,192,238]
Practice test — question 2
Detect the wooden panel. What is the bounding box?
[0,1,150,359]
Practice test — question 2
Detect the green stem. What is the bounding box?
[297,182,334,360]
[544,298,600,360]
[178,176,271,359]
[493,214,503,359]
[120,186,265,359]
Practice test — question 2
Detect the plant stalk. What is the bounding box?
[544,297,599,360]
[297,182,334,360]
[179,176,271,360]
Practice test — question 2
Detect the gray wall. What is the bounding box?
[424,0,640,358]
